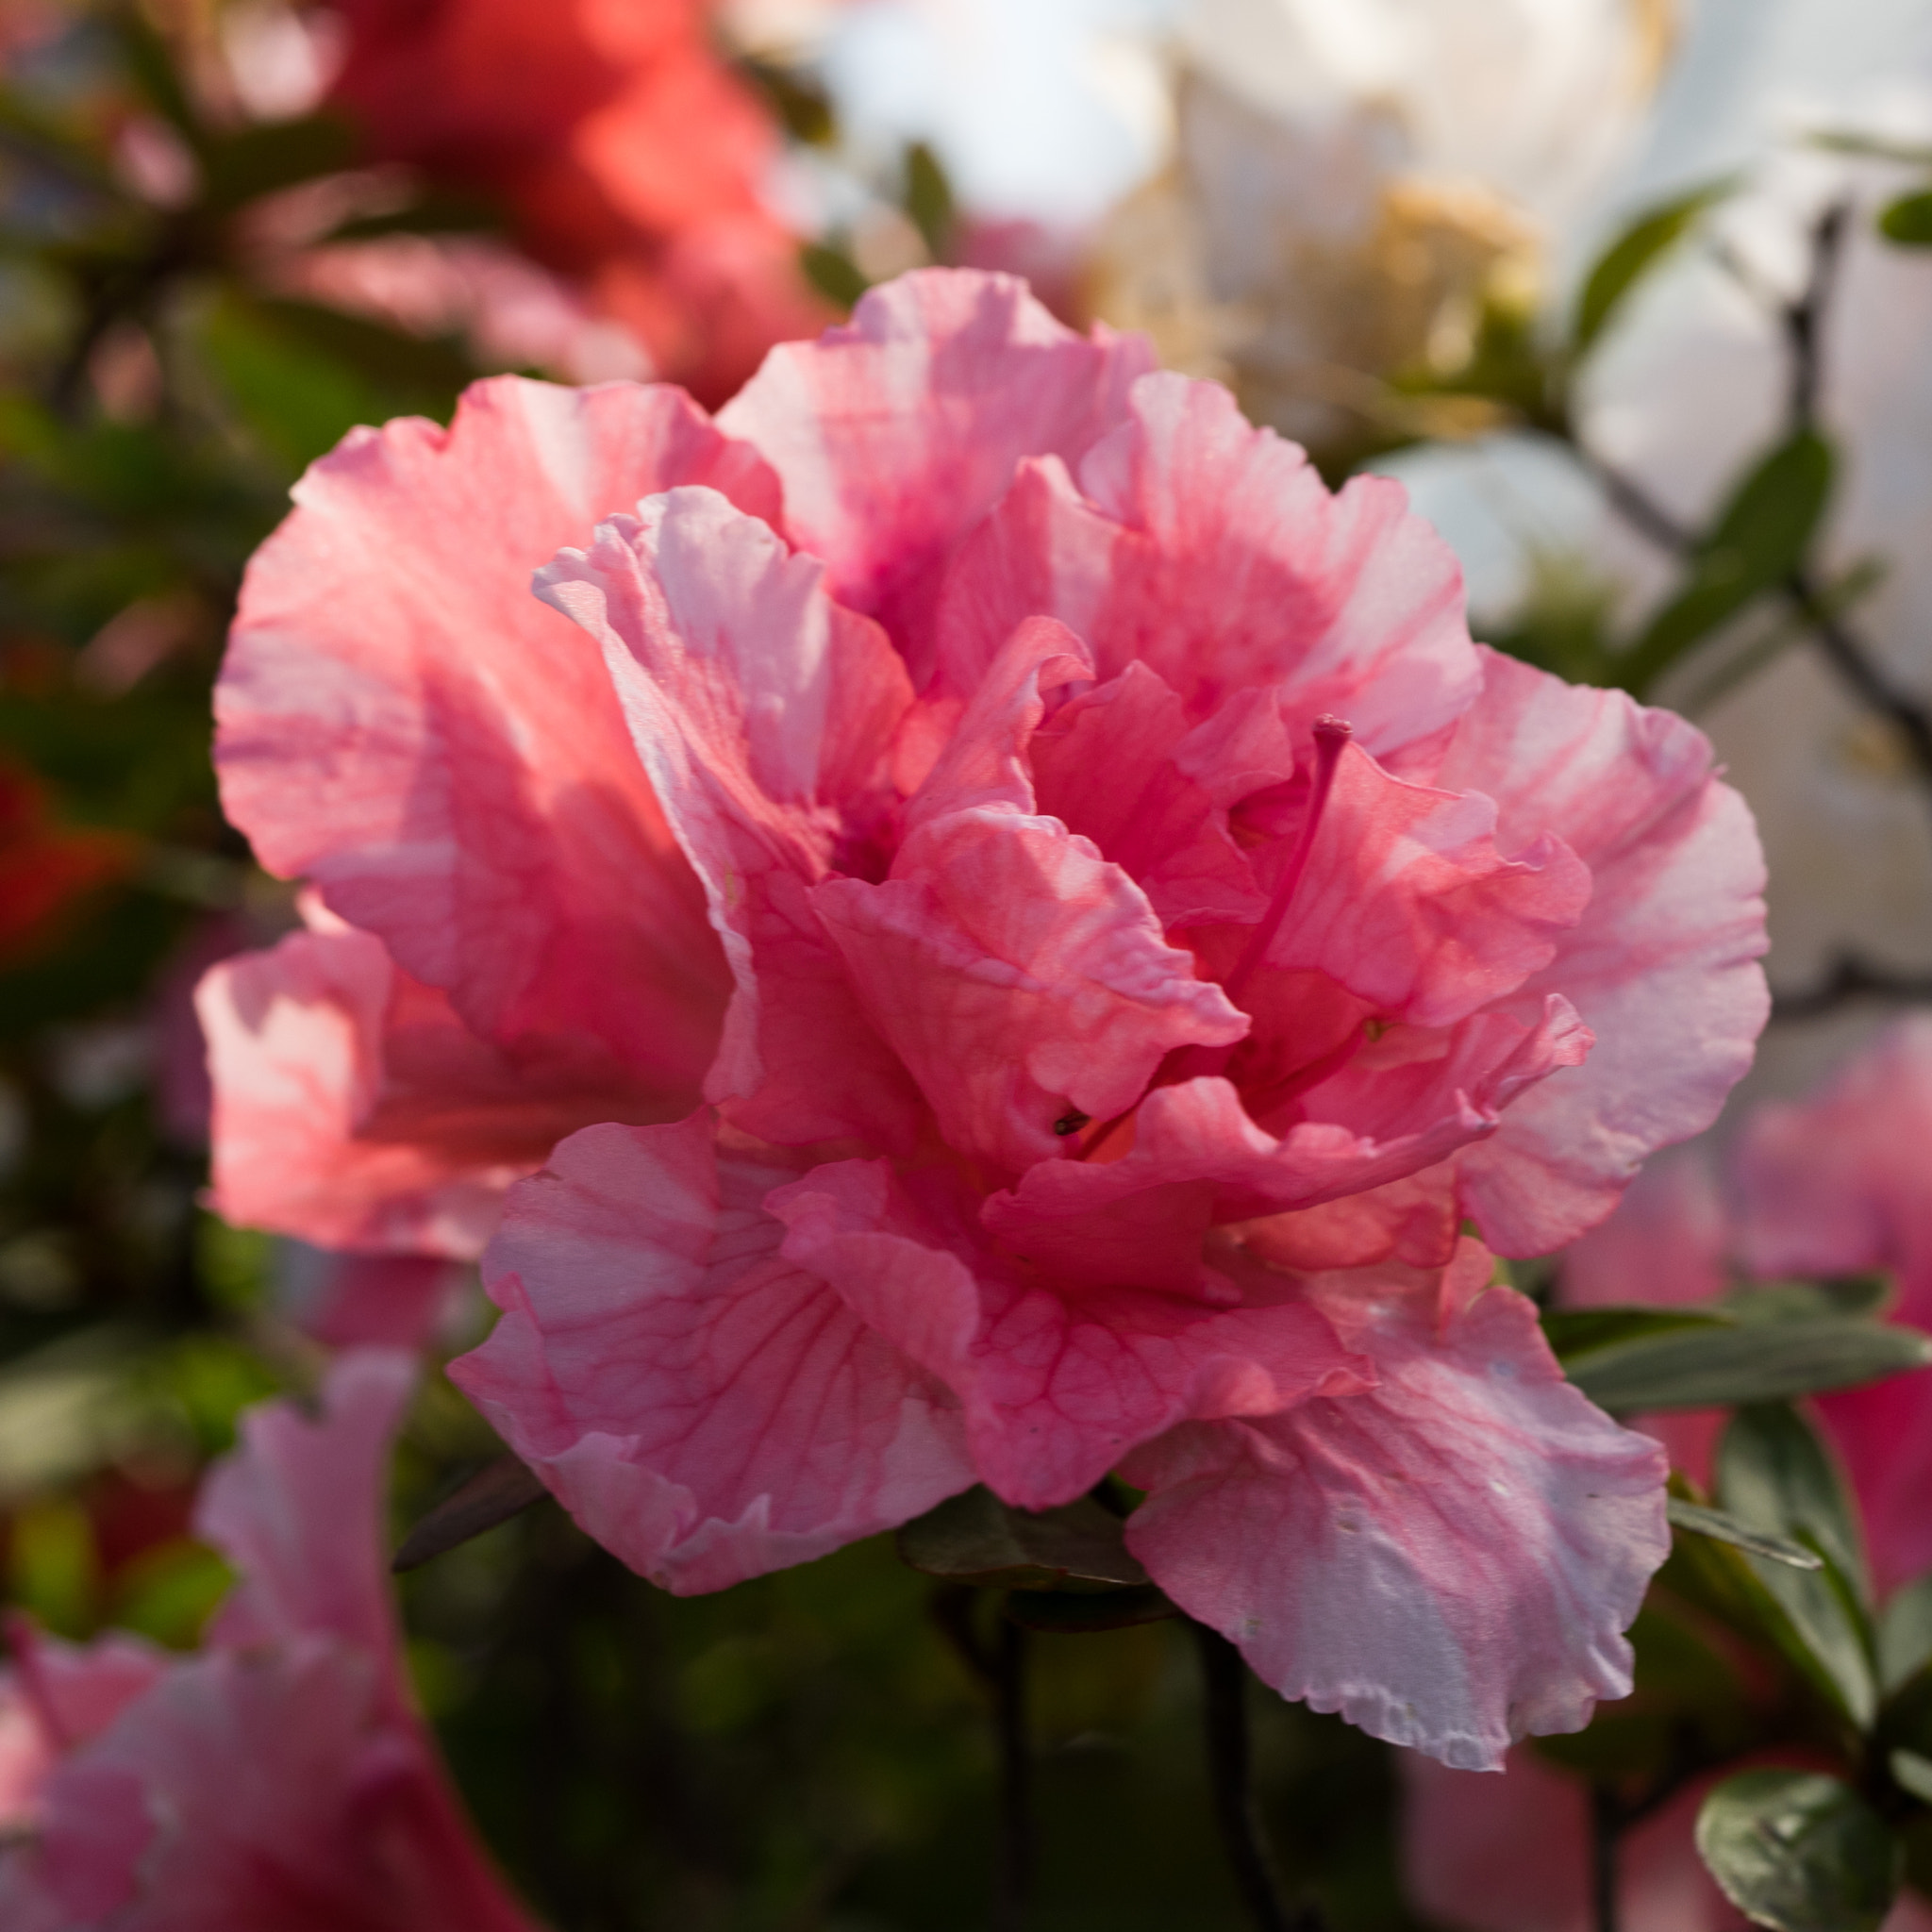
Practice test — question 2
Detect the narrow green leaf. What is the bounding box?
[1881,1574,1932,1692]
[1668,1498,1824,1571]
[1542,1304,1731,1359]
[895,1486,1149,1592]
[1621,430,1836,695]
[1727,1276,1894,1324]
[391,1456,548,1573]
[903,142,954,260]
[1574,179,1733,356]
[1880,192,1932,246]
[800,242,868,309]
[1889,1749,1932,1806]
[1719,1406,1876,1727]
[1695,1771,1900,1932]
[1565,1317,1930,1416]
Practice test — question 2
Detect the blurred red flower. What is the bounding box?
[0,763,130,968]
[323,0,830,404]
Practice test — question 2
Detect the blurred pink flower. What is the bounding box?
[206,268,1772,1763]
[0,1352,541,1931]
[1558,1016,1932,1592]
[319,0,829,405]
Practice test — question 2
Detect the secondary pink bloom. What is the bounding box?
[211,270,1767,1764]
[1403,1748,1932,1932]
[1558,1019,1932,1591]
[1734,1016,1932,1594]
[0,1353,541,1931]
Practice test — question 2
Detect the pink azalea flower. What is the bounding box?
[0,1354,541,1931]
[208,270,1770,1765]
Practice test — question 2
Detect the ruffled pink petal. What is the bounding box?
[1121,1257,1668,1770]
[989,1003,1588,1288]
[717,269,1153,682]
[537,487,926,1150]
[1733,1015,1932,1317]
[1028,663,1278,929]
[196,1349,415,1691]
[450,1115,974,1594]
[818,805,1246,1175]
[768,1158,1371,1512]
[0,1627,167,1829]
[1429,649,1769,1256]
[1402,1750,1746,1932]
[199,925,644,1257]
[1226,739,1591,1029]
[218,374,751,1097]
[932,373,1480,766]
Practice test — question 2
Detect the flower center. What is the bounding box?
[1075,714,1353,1160]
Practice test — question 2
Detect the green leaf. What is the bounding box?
[1668,1498,1824,1571]
[391,1455,549,1573]
[1621,430,1836,695]
[1574,179,1732,357]
[1892,1750,1932,1807]
[1880,192,1932,246]
[895,1486,1149,1592]
[1718,1406,1876,1726]
[1882,1575,1932,1692]
[800,241,869,310]
[1004,1585,1176,1633]
[1727,1276,1894,1324]
[1564,1316,1930,1416]
[903,142,954,260]
[1695,1771,1900,1932]
[1542,1304,1730,1359]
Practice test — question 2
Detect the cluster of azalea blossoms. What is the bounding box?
[0,1354,539,1929]
[198,269,1769,1769]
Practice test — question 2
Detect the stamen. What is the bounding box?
[1217,715,1352,1008]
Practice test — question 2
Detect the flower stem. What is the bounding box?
[1189,1621,1324,1932]
[1591,1787,1623,1932]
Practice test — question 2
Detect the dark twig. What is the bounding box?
[1771,952,1932,1021]
[1189,1622,1324,1932]
[1783,201,1849,434]
[1591,1787,1623,1932]
[932,1588,1035,1932]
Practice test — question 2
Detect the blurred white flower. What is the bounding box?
[1089,0,1670,444]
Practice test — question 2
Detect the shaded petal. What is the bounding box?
[450,1115,974,1593]
[198,925,646,1257]
[769,1158,1370,1512]
[933,373,1479,765]
[1122,1262,1668,1770]
[219,375,757,1095]
[718,269,1153,682]
[31,1644,538,1932]
[539,487,925,1149]
[1431,650,1769,1255]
